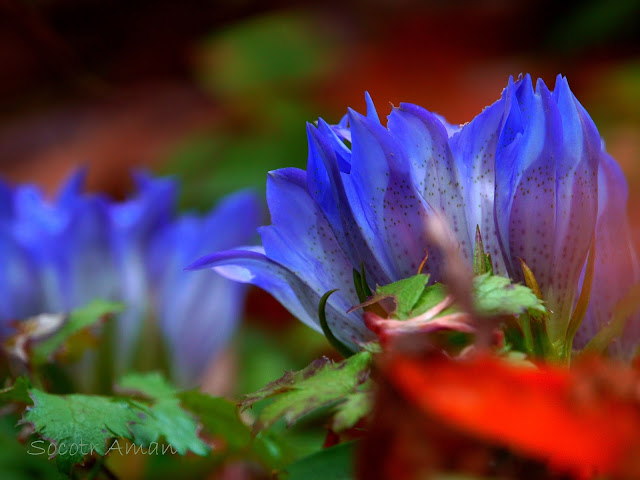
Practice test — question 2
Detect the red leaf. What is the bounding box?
[386,354,640,478]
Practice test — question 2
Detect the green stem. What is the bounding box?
[520,315,535,357]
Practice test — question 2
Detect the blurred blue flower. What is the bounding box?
[0,171,261,384]
[147,190,260,385]
[192,74,639,356]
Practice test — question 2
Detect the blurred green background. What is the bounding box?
[0,0,639,477]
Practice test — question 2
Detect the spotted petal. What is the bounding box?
[450,81,511,274]
[260,168,365,329]
[347,109,436,280]
[494,76,600,342]
[307,121,396,285]
[387,103,471,267]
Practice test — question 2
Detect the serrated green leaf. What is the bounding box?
[129,398,209,456]
[243,352,373,432]
[24,376,209,472]
[281,441,355,480]
[116,372,209,456]
[31,299,124,365]
[23,390,141,472]
[358,272,543,322]
[241,357,331,408]
[473,273,546,317]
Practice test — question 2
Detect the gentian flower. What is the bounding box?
[0,171,261,385]
[147,191,260,385]
[192,74,639,356]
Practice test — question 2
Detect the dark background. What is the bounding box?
[1,0,638,211]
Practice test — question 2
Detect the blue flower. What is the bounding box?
[2,171,118,318]
[146,190,261,385]
[191,74,639,356]
[0,171,261,385]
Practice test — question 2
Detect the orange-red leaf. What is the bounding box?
[386,354,640,479]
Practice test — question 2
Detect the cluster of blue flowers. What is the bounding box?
[1,73,636,378]
[193,74,639,357]
[0,171,261,385]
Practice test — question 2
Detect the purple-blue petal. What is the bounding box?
[190,248,374,347]
[0,230,44,334]
[450,81,511,274]
[306,122,395,285]
[548,76,600,325]
[260,167,363,316]
[387,103,471,263]
[494,75,561,287]
[348,108,437,280]
[62,198,119,310]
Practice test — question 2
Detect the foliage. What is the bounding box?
[19,373,210,473]
[31,300,124,366]
[280,442,356,480]
[241,351,374,433]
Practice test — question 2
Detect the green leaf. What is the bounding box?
[23,390,141,472]
[179,391,250,452]
[242,352,373,432]
[129,398,209,456]
[358,272,544,321]
[473,273,546,318]
[24,374,209,472]
[179,390,297,469]
[281,441,356,480]
[375,274,429,319]
[353,272,545,323]
[31,299,124,365]
[331,391,372,432]
[410,283,451,318]
[117,371,178,399]
[351,274,431,320]
[116,372,209,456]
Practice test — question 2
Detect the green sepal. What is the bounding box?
[319,289,356,358]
